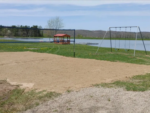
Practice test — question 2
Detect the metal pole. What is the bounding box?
[96,30,108,53]
[109,26,139,29]
[134,27,138,57]
[110,28,112,52]
[119,27,121,50]
[73,29,76,57]
[138,27,147,55]
[115,27,117,50]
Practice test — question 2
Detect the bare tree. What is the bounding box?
[47,17,64,36]
[47,17,64,29]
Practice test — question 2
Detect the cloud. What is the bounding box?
[0,8,46,16]
[0,0,150,6]
[0,8,44,13]
[0,8,150,17]
[106,11,150,16]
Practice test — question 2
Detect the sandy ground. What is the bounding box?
[23,87,150,113]
[0,52,150,93]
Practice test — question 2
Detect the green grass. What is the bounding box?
[0,39,22,42]
[0,87,60,113]
[0,41,150,65]
[0,36,48,39]
[94,73,150,91]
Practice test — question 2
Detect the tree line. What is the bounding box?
[0,17,64,38]
[0,25,43,37]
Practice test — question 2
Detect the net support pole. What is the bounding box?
[138,27,147,55]
[73,29,76,57]
[96,30,108,54]
[134,27,138,57]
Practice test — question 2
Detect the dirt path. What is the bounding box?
[23,87,150,113]
[0,52,150,93]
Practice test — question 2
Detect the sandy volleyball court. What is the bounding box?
[0,52,150,93]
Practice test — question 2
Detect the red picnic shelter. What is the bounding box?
[53,34,70,44]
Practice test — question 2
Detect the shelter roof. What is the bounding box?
[54,34,70,37]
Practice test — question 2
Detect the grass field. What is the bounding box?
[0,39,21,42]
[0,41,150,65]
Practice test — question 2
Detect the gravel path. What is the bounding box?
[23,87,150,113]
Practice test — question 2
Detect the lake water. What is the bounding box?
[1,38,150,51]
[75,39,150,52]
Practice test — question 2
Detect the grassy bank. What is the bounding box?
[94,73,150,92]
[0,36,49,39]
[0,39,22,42]
[0,80,60,113]
[0,42,150,65]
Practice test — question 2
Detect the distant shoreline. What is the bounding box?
[1,37,150,40]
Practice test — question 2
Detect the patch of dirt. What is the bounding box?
[136,57,150,64]
[0,80,17,97]
[0,52,150,93]
[146,55,150,57]
[27,48,39,50]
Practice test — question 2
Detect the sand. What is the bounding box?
[0,52,150,93]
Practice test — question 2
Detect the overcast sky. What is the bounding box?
[0,0,150,31]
